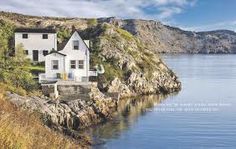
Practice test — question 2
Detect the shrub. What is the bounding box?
[0,19,15,56]
[0,89,82,148]
[116,28,134,41]
[87,18,97,27]
[57,28,71,42]
[0,44,38,92]
[90,53,123,83]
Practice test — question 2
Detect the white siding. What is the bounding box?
[45,53,65,79]
[60,32,90,82]
[15,32,57,62]
[43,31,91,82]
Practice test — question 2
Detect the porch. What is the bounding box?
[39,70,98,83]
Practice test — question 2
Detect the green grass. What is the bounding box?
[0,86,83,149]
[87,18,97,27]
[90,52,124,83]
[28,65,45,72]
[116,28,134,41]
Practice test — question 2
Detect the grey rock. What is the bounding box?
[7,84,117,130]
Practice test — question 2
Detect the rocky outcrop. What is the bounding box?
[1,11,182,131]
[7,84,117,130]
[107,68,180,98]
[105,18,236,54]
[85,23,181,97]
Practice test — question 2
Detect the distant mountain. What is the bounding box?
[1,11,236,54]
[104,18,236,54]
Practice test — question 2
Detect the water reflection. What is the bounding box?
[81,55,236,149]
[83,93,178,146]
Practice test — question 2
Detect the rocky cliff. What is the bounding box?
[0,11,181,96]
[1,11,182,132]
[7,83,117,130]
[102,18,236,54]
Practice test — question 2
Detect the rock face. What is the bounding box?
[85,23,181,97]
[0,11,182,97]
[1,11,183,131]
[105,19,236,54]
[7,84,117,129]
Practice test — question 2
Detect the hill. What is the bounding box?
[1,11,236,54]
[0,11,181,96]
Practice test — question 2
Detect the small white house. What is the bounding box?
[39,31,97,83]
[15,28,57,62]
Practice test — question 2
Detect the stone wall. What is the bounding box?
[41,84,92,100]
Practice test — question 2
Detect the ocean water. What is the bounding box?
[89,55,236,149]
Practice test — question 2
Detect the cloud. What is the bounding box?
[152,0,190,6]
[158,7,182,19]
[180,21,236,32]
[0,0,196,21]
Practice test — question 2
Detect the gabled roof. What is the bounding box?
[15,28,56,33]
[58,31,91,51]
[58,39,70,51]
[47,50,66,56]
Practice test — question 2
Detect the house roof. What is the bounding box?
[15,28,56,33]
[48,50,66,56]
[58,31,91,51]
[58,39,70,51]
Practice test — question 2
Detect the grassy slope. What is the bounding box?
[0,84,85,149]
[0,14,88,148]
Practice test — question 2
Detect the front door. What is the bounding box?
[33,50,38,61]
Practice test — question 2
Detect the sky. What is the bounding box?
[0,0,236,31]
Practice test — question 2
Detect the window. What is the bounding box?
[73,40,79,50]
[78,60,84,69]
[42,34,48,39]
[24,50,28,55]
[52,60,59,70]
[43,50,48,56]
[22,34,28,39]
[70,60,76,69]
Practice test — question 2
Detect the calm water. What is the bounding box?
[89,55,236,149]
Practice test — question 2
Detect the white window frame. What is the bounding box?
[42,34,48,39]
[78,60,84,69]
[22,33,28,39]
[70,60,76,69]
[73,40,79,50]
[52,60,59,70]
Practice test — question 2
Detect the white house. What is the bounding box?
[39,31,97,83]
[15,28,57,62]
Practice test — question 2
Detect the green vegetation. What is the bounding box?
[101,23,112,31]
[0,20,84,149]
[0,44,38,95]
[0,19,15,55]
[28,65,45,72]
[0,20,38,95]
[0,87,82,149]
[116,28,134,41]
[90,52,123,82]
[87,18,98,27]
[89,24,160,82]
[57,27,71,42]
[90,37,124,82]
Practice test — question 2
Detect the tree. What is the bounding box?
[0,44,37,92]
